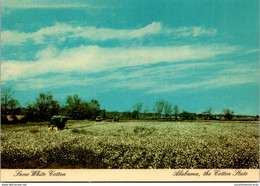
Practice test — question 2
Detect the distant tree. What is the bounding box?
[133,102,143,119]
[173,105,179,120]
[132,111,139,119]
[24,103,38,122]
[153,100,165,119]
[180,110,197,120]
[89,99,101,120]
[24,92,60,122]
[223,108,234,121]
[106,111,120,119]
[82,102,92,119]
[202,107,214,120]
[9,99,20,121]
[100,109,106,120]
[1,87,13,118]
[66,94,90,120]
[90,99,100,110]
[122,111,132,119]
[1,87,20,123]
[164,101,172,119]
[121,111,129,119]
[35,92,60,121]
[65,95,100,120]
[143,107,150,119]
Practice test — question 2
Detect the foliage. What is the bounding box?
[65,94,90,120]
[100,110,106,120]
[1,121,258,169]
[202,107,214,120]
[89,99,101,120]
[179,111,197,120]
[132,111,139,120]
[153,100,165,119]
[121,111,132,119]
[24,104,38,122]
[223,108,234,121]
[173,105,179,120]
[106,111,120,119]
[65,95,100,120]
[164,101,172,119]
[133,102,143,119]
[1,87,20,123]
[36,93,61,121]
[24,92,60,122]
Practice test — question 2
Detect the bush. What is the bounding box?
[223,109,234,121]
[179,111,197,120]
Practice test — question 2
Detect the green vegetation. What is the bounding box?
[132,102,143,119]
[25,92,60,122]
[1,121,259,169]
[1,87,20,123]
[1,87,259,124]
[1,88,258,169]
[223,108,235,121]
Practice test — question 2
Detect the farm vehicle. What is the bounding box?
[96,116,103,121]
[48,115,68,131]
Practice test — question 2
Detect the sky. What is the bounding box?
[1,0,259,115]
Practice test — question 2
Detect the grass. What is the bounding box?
[1,120,259,169]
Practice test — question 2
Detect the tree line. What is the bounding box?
[131,100,242,121]
[1,87,102,124]
[1,87,258,124]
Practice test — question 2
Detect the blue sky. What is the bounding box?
[1,0,259,115]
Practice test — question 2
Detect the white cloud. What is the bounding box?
[219,63,259,74]
[1,30,31,45]
[103,60,259,94]
[1,22,162,45]
[11,61,220,91]
[12,59,258,95]
[72,22,162,41]
[147,64,259,94]
[1,23,75,45]
[1,22,217,45]
[15,75,97,90]
[35,45,59,59]
[246,48,259,54]
[166,26,217,38]
[2,44,237,82]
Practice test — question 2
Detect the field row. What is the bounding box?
[1,121,259,169]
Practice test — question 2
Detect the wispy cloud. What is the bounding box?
[1,22,217,46]
[15,74,97,91]
[72,22,162,41]
[148,73,259,94]
[1,22,161,45]
[246,48,259,54]
[168,27,217,38]
[12,59,258,95]
[146,63,259,94]
[2,44,238,82]
[10,61,220,91]
[1,30,30,46]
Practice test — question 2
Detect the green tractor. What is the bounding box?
[48,115,68,131]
